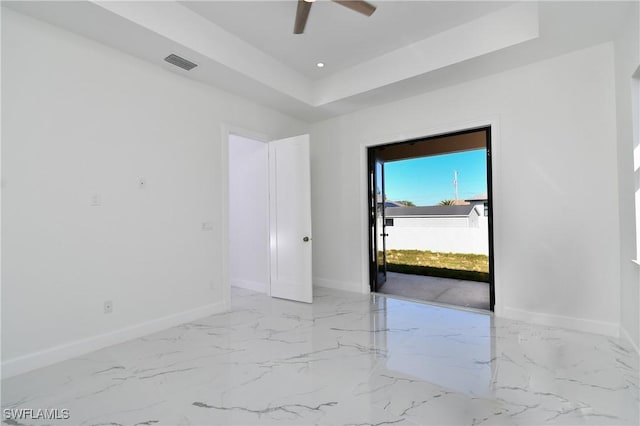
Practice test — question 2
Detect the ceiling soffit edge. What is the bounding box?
[93,1,540,108]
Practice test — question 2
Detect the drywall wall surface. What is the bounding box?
[1,8,306,375]
[310,42,621,335]
[614,3,640,351]
[228,135,269,293]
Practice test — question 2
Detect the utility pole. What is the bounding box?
[453,170,459,201]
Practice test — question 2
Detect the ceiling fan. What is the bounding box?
[294,0,377,34]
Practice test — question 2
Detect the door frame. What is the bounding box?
[359,118,502,314]
[221,124,272,308]
[368,152,388,292]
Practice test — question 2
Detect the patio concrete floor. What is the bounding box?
[377,272,490,310]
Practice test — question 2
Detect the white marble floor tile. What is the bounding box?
[2,287,638,425]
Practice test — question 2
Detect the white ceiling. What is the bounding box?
[181,1,513,79]
[3,1,635,122]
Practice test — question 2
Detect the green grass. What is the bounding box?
[385,249,490,282]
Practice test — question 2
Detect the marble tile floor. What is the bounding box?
[1,287,638,426]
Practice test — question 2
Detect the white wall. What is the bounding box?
[386,227,489,255]
[391,217,470,228]
[228,134,269,293]
[614,2,640,352]
[1,9,307,377]
[310,42,621,336]
[385,212,489,255]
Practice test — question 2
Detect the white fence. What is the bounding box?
[385,225,489,255]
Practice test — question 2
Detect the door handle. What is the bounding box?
[380,233,388,237]
[303,236,311,242]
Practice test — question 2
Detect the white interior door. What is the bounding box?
[269,134,313,303]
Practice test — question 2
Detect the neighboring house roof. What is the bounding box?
[386,205,475,217]
[376,196,409,207]
[464,192,488,202]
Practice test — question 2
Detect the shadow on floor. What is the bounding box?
[378,272,490,310]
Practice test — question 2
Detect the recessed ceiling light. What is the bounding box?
[304,0,316,3]
[316,62,325,68]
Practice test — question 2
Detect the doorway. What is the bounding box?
[368,127,495,311]
[227,132,314,303]
[228,133,270,294]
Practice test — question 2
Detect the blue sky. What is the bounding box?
[384,149,487,206]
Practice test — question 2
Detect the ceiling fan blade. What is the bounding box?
[332,0,376,17]
[294,0,313,34]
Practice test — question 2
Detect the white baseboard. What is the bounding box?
[1,301,229,379]
[620,326,640,355]
[313,277,365,294]
[502,306,620,337]
[231,278,268,294]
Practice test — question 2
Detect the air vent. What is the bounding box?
[164,54,198,71]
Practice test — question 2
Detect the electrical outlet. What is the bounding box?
[90,193,102,206]
[201,221,213,231]
[104,300,113,314]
